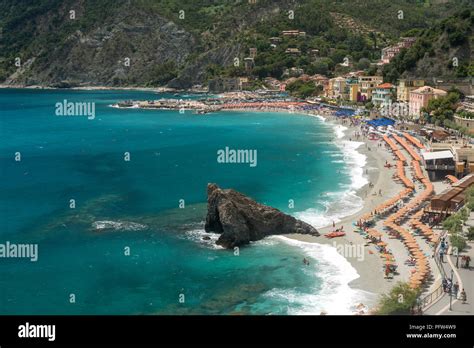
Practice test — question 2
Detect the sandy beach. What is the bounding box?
[281,112,447,312]
[284,114,399,297]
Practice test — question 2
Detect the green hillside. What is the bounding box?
[0,0,471,87]
[383,9,474,82]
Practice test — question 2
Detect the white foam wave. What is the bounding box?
[92,220,147,231]
[314,115,326,122]
[295,190,363,229]
[334,124,347,139]
[294,118,368,229]
[185,229,224,250]
[337,140,368,191]
[264,236,376,315]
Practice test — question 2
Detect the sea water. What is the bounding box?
[0,89,372,314]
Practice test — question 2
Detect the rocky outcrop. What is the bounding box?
[205,183,319,249]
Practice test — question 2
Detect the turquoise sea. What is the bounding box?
[0,89,371,314]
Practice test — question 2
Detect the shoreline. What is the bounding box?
[216,107,397,307]
[287,111,402,303]
[285,115,395,297]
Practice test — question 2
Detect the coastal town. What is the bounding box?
[115,25,473,133]
[112,27,474,315]
[2,2,474,341]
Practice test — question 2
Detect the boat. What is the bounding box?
[324,231,346,238]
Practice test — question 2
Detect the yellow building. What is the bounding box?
[358,76,383,101]
[397,79,424,102]
[349,84,359,102]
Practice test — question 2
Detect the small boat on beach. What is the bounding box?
[324,231,346,238]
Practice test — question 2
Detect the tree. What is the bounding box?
[356,58,371,70]
[330,49,349,64]
[286,80,317,98]
[467,227,474,241]
[450,234,467,252]
[376,282,420,315]
[459,207,470,222]
[369,32,377,50]
[308,60,329,75]
[365,101,374,110]
[442,214,463,234]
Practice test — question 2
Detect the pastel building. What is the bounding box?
[358,76,383,101]
[327,77,347,100]
[311,75,329,96]
[380,37,417,64]
[372,83,395,107]
[281,30,306,37]
[409,86,447,117]
[397,79,425,102]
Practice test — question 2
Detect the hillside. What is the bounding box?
[383,9,474,82]
[0,0,471,88]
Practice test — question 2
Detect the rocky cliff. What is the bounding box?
[205,183,319,249]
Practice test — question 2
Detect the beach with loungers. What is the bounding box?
[286,112,451,311]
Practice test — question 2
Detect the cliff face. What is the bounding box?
[2,5,197,87]
[0,0,249,88]
[205,183,319,249]
[167,43,242,89]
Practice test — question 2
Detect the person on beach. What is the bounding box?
[460,289,467,304]
[333,221,335,228]
[440,249,444,263]
[384,266,390,279]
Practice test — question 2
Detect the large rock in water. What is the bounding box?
[205,184,319,249]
